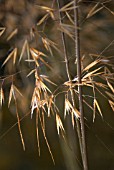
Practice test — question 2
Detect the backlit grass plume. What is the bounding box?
[0,0,114,169]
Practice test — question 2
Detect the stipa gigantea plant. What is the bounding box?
[0,0,114,169]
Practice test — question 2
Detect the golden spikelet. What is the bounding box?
[0,87,4,106]
[56,114,65,135]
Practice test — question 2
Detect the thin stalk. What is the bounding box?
[74,1,88,170]
[57,0,83,161]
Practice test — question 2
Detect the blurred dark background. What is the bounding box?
[0,0,114,170]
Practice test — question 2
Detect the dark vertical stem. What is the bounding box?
[57,0,83,162]
[74,1,88,170]
[56,0,71,81]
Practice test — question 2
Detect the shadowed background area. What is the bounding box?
[0,0,114,170]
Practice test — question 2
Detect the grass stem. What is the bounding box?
[74,1,88,170]
[57,0,83,164]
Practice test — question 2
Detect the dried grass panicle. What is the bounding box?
[30,70,57,119]
[0,0,114,168]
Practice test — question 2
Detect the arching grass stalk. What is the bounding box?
[56,0,83,163]
[74,0,88,170]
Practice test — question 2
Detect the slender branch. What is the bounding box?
[57,0,83,161]
[56,0,71,81]
[74,1,88,170]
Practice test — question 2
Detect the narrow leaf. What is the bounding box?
[0,27,6,36]
[56,114,65,135]
[16,110,25,151]
[87,3,103,18]
[37,13,49,26]
[13,85,23,97]
[27,69,36,77]
[40,75,57,86]
[83,60,100,72]
[65,11,74,24]
[36,5,54,12]
[7,28,18,41]
[2,48,17,66]
[19,40,28,62]
[107,80,114,93]
[103,4,114,15]
[8,84,15,107]
[94,99,103,118]
[59,1,74,11]
[83,67,102,79]
[36,111,40,156]
[13,48,17,65]
[0,87,4,106]
[108,100,114,111]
